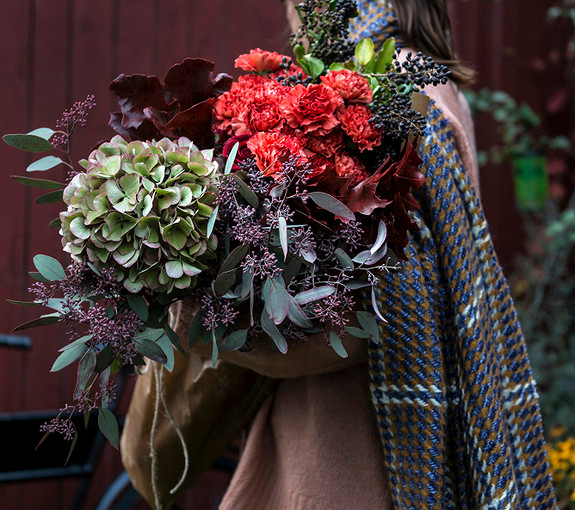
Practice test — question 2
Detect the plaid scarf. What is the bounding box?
[351,1,558,508]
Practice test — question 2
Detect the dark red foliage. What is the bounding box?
[109,58,232,148]
[339,142,424,258]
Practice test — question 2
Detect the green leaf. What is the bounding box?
[207,205,218,238]
[95,345,115,372]
[307,192,355,221]
[345,326,372,339]
[134,338,168,364]
[300,54,325,78]
[51,342,87,372]
[370,220,387,255]
[35,189,64,204]
[26,156,66,172]
[28,271,51,284]
[329,63,346,71]
[219,329,248,351]
[266,276,290,325]
[12,313,60,332]
[98,407,119,449]
[74,349,97,399]
[287,296,314,328]
[11,176,65,189]
[356,311,379,340]
[231,173,259,208]
[164,324,185,355]
[126,294,148,321]
[219,244,249,274]
[59,334,91,352]
[65,432,79,466]
[34,254,66,281]
[211,328,219,368]
[156,334,175,372]
[261,309,288,354]
[293,44,305,60]
[375,37,395,73]
[329,330,348,358]
[6,299,41,306]
[355,38,375,67]
[224,142,240,175]
[214,268,238,297]
[334,248,354,270]
[278,216,288,261]
[3,133,54,152]
[371,286,386,322]
[28,127,55,140]
[188,309,204,348]
[294,285,336,305]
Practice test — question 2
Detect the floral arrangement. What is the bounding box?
[3,0,447,450]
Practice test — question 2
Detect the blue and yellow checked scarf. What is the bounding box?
[351,1,558,508]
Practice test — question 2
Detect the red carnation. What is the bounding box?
[305,131,344,158]
[247,132,307,178]
[334,150,367,181]
[321,69,373,104]
[338,105,382,152]
[239,96,284,133]
[280,83,344,135]
[235,48,286,73]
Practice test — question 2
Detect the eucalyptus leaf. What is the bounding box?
[207,205,219,238]
[214,268,238,296]
[134,338,168,364]
[126,294,148,321]
[345,326,372,339]
[224,142,240,175]
[34,254,66,281]
[156,334,175,372]
[95,345,115,372]
[370,221,387,255]
[65,432,79,465]
[329,330,348,358]
[294,285,336,305]
[59,335,92,353]
[164,323,185,355]
[334,248,354,270]
[231,174,259,208]
[219,329,248,351]
[261,309,288,354]
[3,133,54,152]
[287,297,314,328]
[35,189,64,204]
[356,311,379,340]
[371,286,387,322]
[188,309,204,348]
[28,127,55,140]
[278,216,288,261]
[219,244,250,274]
[74,349,97,399]
[307,192,355,221]
[11,175,65,189]
[12,313,60,332]
[266,276,290,325]
[98,407,119,449]
[51,342,87,372]
[211,329,219,368]
[27,156,66,172]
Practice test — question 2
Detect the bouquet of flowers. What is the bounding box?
[4,0,447,450]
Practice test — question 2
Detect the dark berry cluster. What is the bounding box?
[276,56,312,86]
[291,0,359,65]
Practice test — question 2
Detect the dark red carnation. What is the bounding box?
[280,83,344,135]
[247,132,306,178]
[321,69,373,104]
[235,48,287,73]
[338,105,382,151]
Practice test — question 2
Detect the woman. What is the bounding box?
[122,1,558,508]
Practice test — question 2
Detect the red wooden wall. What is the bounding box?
[0,0,567,508]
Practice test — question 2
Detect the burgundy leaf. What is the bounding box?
[164,98,217,148]
[164,58,217,110]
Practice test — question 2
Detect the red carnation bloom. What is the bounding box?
[280,83,344,135]
[235,48,287,73]
[321,69,373,104]
[247,132,307,178]
[338,105,382,152]
[334,150,367,181]
[305,130,344,158]
[239,96,284,133]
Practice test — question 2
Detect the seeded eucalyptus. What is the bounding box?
[60,135,219,293]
